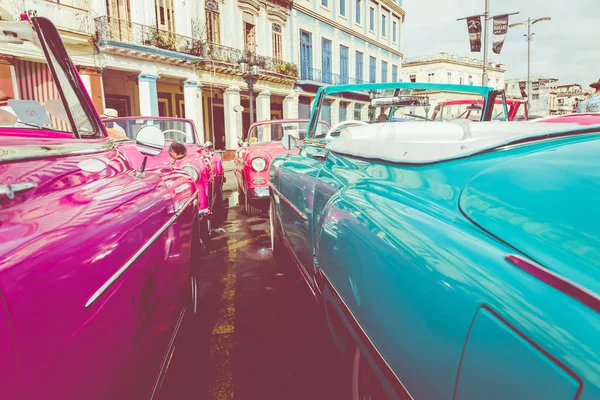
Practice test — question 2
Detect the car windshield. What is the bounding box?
[0,18,103,138]
[307,83,501,138]
[247,120,329,144]
[103,118,196,143]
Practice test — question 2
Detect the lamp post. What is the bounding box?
[239,56,260,124]
[509,16,551,111]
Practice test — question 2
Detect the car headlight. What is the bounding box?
[251,157,267,172]
[182,165,199,183]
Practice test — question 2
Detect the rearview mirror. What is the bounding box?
[168,142,187,161]
[136,125,165,156]
[282,132,299,150]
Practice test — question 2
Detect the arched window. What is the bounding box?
[272,24,282,60]
[206,0,220,44]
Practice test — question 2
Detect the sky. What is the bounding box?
[402,0,599,87]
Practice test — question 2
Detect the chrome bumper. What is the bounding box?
[247,187,270,200]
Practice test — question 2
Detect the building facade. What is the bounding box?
[401,53,505,90]
[505,77,558,117]
[288,0,405,125]
[1,0,300,157]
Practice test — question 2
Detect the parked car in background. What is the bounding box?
[270,82,600,399]
[103,116,225,244]
[234,119,329,216]
[0,16,201,399]
[534,112,600,126]
[432,98,528,121]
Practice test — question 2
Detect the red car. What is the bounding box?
[103,116,225,246]
[432,99,528,122]
[534,112,600,126]
[234,119,329,216]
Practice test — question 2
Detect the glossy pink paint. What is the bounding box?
[105,116,224,213]
[535,113,600,126]
[0,17,199,399]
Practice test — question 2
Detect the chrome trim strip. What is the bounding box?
[0,141,115,164]
[269,183,308,221]
[506,254,600,313]
[85,192,197,308]
[149,307,187,400]
[321,270,414,399]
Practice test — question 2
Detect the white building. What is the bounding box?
[287,0,405,124]
[505,77,558,117]
[401,52,505,90]
[550,84,590,115]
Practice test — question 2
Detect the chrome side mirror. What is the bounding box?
[169,142,187,161]
[281,132,299,151]
[135,125,165,176]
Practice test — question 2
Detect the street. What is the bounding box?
[157,165,350,400]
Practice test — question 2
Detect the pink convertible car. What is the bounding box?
[235,119,329,216]
[103,116,226,245]
[0,16,201,399]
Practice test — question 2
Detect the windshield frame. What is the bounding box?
[103,116,199,144]
[31,17,106,138]
[246,119,329,144]
[307,82,500,139]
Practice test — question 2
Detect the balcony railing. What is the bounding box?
[12,0,93,34]
[203,42,297,78]
[95,16,203,56]
[300,67,365,85]
[95,17,298,78]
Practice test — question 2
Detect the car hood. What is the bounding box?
[459,138,600,294]
[246,142,298,163]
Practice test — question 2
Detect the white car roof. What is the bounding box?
[326,121,585,164]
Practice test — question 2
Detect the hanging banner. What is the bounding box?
[519,81,528,98]
[492,14,509,54]
[467,16,482,52]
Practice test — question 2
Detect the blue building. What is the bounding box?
[287,0,405,123]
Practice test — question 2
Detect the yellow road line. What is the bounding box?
[207,233,268,400]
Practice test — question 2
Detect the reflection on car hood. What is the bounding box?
[459,138,600,294]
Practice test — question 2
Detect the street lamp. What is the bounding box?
[509,16,551,111]
[239,56,261,124]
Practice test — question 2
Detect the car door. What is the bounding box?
[276,142,326,284]
[0,140,187,399]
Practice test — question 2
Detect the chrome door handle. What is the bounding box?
[0,182,37,199]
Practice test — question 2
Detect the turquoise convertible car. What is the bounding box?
[268,82,600,399]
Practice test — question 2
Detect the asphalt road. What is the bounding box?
[157,165,350,400]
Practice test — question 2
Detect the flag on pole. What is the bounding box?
[492,14,509,54]
[467,16,482,52]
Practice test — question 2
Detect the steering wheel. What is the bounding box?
[325,120,369,139]
[162,129,191,143]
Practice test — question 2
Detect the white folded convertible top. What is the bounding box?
[326,121,584,164]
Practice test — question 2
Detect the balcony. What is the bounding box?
[10,0,93,35]
[299,67,365,85]
[95,16,203,60]
[202,42,298,80]
[94,17,298,79]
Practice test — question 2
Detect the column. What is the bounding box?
[283,92,299,119]
[0,56,17,102]
[223,86,242,152]
[330,98,340,126]
[256,90,271,122]
[347,101,356,120]
[137,74,159,116]
[183,80,204,141]
[77,66,104,114]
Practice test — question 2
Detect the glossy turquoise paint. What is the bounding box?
[270,125,600,399]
